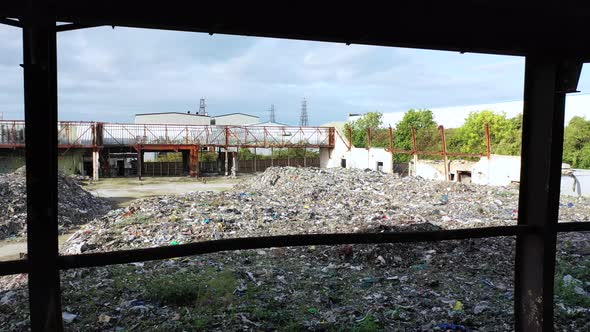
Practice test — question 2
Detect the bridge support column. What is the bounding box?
[224,149,229,176]
[136,146,142,180]
[92,149,99,181]
[189,146,199,178]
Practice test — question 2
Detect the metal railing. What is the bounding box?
[0,120,335,148]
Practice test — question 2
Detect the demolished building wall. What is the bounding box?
[320,129,394,173]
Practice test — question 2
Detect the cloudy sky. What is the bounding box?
[1,25,589,126]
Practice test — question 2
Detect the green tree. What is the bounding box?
[343,112,389,148]
[394,109,437,161]
[450,110,521,156]
[563,116,590,168]
[238,148,255,160]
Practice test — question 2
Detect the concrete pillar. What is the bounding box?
[92,149,99,181]
[225,149,229,176]
[413,154,418,176]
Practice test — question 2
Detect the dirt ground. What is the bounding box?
[85,175,249,207]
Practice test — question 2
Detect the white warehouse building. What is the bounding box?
[135,112,260,126]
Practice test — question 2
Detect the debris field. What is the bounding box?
[0,167,111,240]
[0,167,588,331]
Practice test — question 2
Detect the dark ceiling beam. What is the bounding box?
[55,22,104,32]
[0,17,21,28]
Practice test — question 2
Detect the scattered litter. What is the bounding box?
[62,312,77,324]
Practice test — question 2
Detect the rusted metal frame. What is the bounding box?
[143,126,160,143]
[439,125,449,180]
[169,126,186,143]
[300,127,315,146]
[57,225,528,271]
[485,123,492,158]
[334,128,350,150]
[514,56,581,332]
[366,127,372,149]
[284,127,299,145]
[281,127,287,146]
[556,222,590,232]
[263,128,268,146]
[0,259,28,276]
[102,127,123,146]
[313,127,327,146]
[265,128,281,147]
[21,4,64,330]
[0,144,25,148]
[388,126,394,172]
[136,144,142,180]
[228,127,244,146]
[329,127,335,147]
[411,127,418,154]
[207,127,224,145]
[348,126,353,150]
[59,125,92,156]
[189,145,199,177]
[446,152,489,157]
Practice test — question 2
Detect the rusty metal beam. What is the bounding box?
[0,259,28,276]
[515,56,582,332]
[58,225,528,270]
[21,1,64,330]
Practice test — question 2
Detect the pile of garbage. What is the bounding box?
[1,167,588,331]
[0,167,111,240]
[62,167,590,254]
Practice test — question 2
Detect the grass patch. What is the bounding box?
[554,258,590,307]
[113,266,239,308]
[146,268,238,307]
[350,314,383,332]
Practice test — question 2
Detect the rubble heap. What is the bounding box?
[63,167,589,254]
[1,167,588,331]
[0,167,111,240]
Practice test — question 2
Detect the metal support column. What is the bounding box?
[189,146,198,178]
[137,145,142,180]
[439,125,449,181]
[224,149,229,176]
[92,148,99,181]
[411,127,418,176]
[22,3,64,330]
[515,56,581,332]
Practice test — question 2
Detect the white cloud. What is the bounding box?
[3,25,590,126]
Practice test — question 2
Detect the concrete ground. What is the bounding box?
[0,175,249,261]
[85,175,248,207]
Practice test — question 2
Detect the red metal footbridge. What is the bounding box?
[0,120,335,177]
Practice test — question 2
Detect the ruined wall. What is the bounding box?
[472,155,521,186]
[320,130,393,173]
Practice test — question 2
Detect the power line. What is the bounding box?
[269,104,276,123]
[300,98,308,127]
